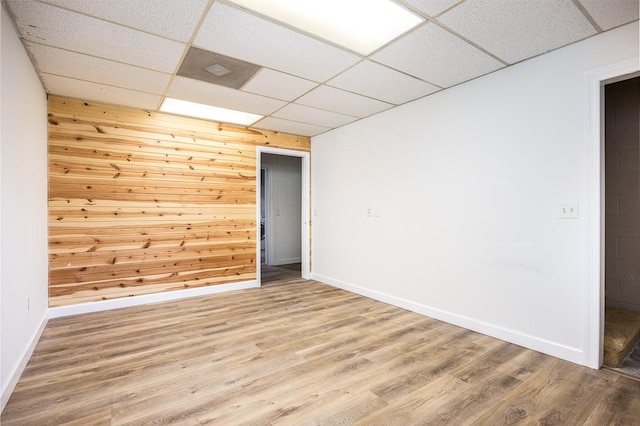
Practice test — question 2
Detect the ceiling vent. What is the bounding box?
[177,47,260,89]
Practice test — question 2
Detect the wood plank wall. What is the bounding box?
[48,96,310,307]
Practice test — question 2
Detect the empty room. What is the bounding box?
[1,0,639,424]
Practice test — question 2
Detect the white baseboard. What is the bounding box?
[269,257,302,266]
[3,274,586,415]
[2,280,257,413]
[1,312,48,413]
[310,273,585,366]
[48,280,259,319]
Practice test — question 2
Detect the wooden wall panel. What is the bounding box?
[48,96,310,307]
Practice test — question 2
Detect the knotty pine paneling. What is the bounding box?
[48,96,310,307]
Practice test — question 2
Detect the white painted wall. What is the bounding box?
[311,22,639,366]
[1,7,48,411]
[262,153,302,265]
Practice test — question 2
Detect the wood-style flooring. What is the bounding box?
[3,274,640,425]
[261,262,301,285]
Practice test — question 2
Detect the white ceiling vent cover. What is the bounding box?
[205,63,232,77]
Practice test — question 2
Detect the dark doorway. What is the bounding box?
[603,76,640,377]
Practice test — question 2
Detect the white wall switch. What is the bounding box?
[559,203,579,219]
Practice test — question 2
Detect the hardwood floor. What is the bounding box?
[261,262,301,284]
[3,277,640,425]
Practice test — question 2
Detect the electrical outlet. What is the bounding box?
[559,203,579,219]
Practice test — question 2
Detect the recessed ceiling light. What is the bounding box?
[228,0,423,55]
[159,98,263,126]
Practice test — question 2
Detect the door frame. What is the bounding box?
[256,146,311,284]
[261,167,270,265]
[584,57,639,369]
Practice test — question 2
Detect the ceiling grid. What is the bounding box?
[3,0,638,136]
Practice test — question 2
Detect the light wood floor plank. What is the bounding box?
[3,273,639,425]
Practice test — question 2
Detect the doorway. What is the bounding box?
[602,76,640,377]
[584,58,638,370]
[256,147,310,286]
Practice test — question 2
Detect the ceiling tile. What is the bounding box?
[327,60,441,105]
[372,23,504,88]
[242,69,318,101]
[27,42,171,95]
[5,1,185,73]
[437,0,597,64]
[5,0,632,137]
[273,104,358,128]
[296,86,393,118]
[40,0,209,42]
[193,2,360,82]
[254,117,330,137]
[166,76,287,116]
[579,0,639,31]
[42,74,161,110]
[400,0,463,17]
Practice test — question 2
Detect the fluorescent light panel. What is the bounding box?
[228,0,423,55]
[159,98,263,126]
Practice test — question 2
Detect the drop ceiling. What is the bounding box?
[4,0,638,137]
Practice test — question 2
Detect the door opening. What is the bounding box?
[256,147,310,286]
[584,58,638,370]
[602,76,640,377]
